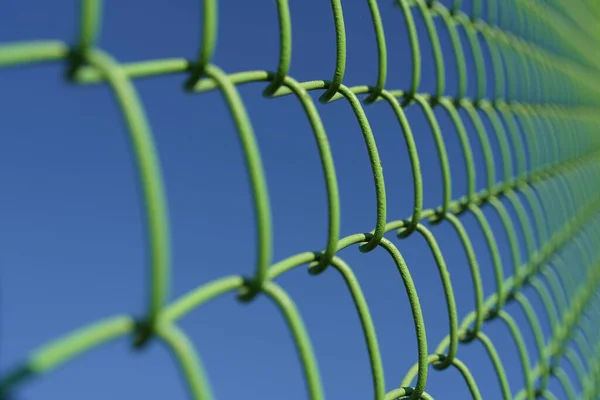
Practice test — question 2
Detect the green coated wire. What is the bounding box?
[1,0,600,399]
[202,64,273,299]
[79,48,173,346]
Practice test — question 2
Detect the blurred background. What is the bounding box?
[0,1,589,399]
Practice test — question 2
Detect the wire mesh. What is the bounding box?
[1,0,600,399]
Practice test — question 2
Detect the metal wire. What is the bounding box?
[1,0,600,399]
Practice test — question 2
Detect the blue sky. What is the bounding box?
[0,1,589,399]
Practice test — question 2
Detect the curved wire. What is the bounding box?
[1,1,600,400]
[83,49,173,346]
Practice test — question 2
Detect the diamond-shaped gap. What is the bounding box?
[287,0,349,85]
[455,21,483,103]
[333,233,431,395]
[477,32,501,103]
[136,71,257,291]
[381,0,422,93]
[233,81,332,267]
[425,213,480,346]
[410,2,444,97]
[432,102,469,202]
[457,211,500,326]
[495,195,529,274]
[403,100,445,214]
[479,200,518,285]
[357,96,417,223]
[336,0,381,89]
[481,311,533,397]
[380,222,461,393]
[306,89,382,242]
[503,293,548,389]
[177,272,354,399]
[431,6,462,100]
[473,106,507,187]
[274,251,382,399]
[0,62,158,398]
[451,330,509,399]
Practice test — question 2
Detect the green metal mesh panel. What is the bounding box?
[1,0,600,399]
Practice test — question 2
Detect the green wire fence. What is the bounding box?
[1,0,600,399]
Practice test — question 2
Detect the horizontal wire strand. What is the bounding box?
[0,0,599,399]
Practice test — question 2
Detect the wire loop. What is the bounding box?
[2,0,600,399]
